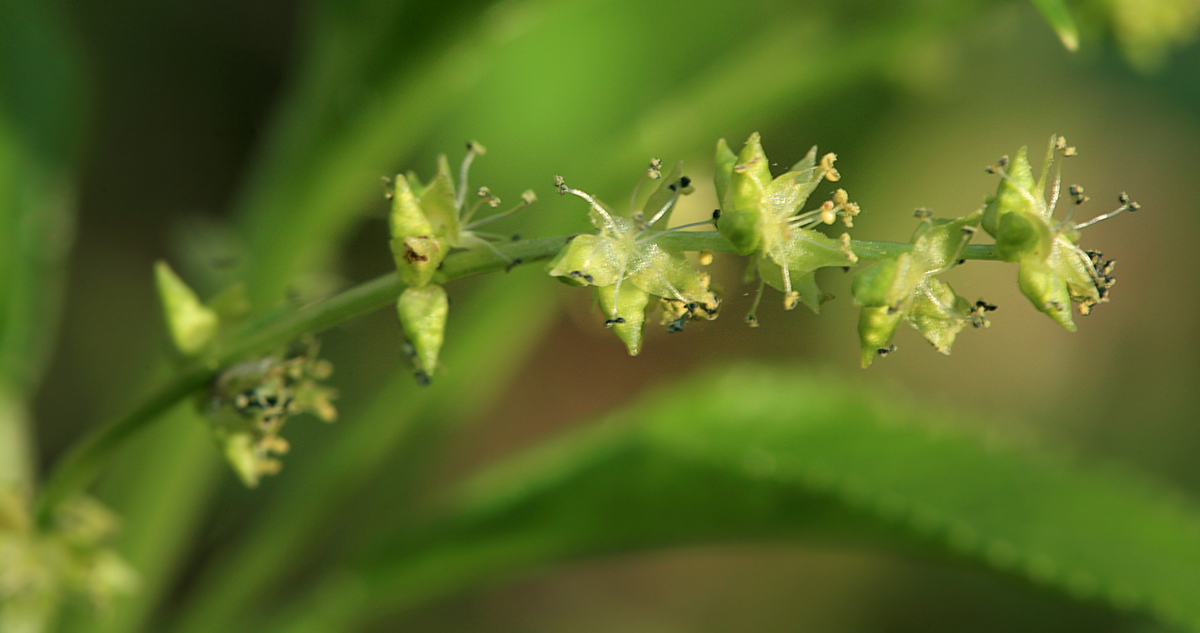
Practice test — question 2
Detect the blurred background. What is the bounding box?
[7,0,1200,630]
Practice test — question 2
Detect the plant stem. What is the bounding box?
[33,232,995,525]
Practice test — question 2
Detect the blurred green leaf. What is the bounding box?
[1029,0,1079,51]
[0,0,82,485]
[275,365,1200,632]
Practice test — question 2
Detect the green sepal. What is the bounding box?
[1017,237,1099,333]
[858,305,903,368]
[757,258,824,313]
[388,173,434,239]
[757,228,851,313]
[713,138,737,210]
[596,283,650,356]
[908,278,972,354]
[761,146,823,224]
[397,284,449,380]
[729,132,773,211]
[911,209,983,271]
[546,234,625,288]
[154,261,219,357]
[851,253,922,309]
[982,146,1053,263]
[420,154,460,242]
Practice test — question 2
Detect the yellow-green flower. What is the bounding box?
[547,162,718,355]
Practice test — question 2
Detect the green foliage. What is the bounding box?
[8,0,1200,632]
[273,366,1200,631]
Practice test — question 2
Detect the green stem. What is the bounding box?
[33,232,996,525]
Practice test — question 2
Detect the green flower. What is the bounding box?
[852,210,993,367]
[714,133,859,316]
[982,136,1134,330]
[1,488,137,632]
[387,143,536,382]
[386,142,535,288]
[203,335,336,487]
[547,161,718,355]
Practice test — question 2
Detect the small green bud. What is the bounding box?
[596,283,650,356]
[388,174,447,288]
[397,284,449,382]
[154,261,219,356]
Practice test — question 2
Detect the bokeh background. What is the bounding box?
[8,0,1200,630]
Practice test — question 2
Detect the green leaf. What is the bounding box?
[296,365,1200,632]
[0,0,82,487]
[1029,0,1080,52]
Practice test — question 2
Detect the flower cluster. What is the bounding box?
[982,135,1135,331]
[547,160,718,355]
[541,133,1133,361]
[202,335,337,487]
[385,142,535,383]
[714,133,860,321]
[155,265,337,486]
[1,488,137,631]
[851,210,994,367]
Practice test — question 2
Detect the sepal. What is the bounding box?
[397,284,449,383]
[154,261,219,357]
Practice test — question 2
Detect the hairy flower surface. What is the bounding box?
[982,136,1133,330]
[714,133,859,314]
[548,163,718,355]
[852,210,990,367]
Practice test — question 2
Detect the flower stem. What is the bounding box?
[33,232,995,525]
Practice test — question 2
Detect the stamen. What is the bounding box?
[1073,195,1139,229]
[644,176,689,227]
[629,158,662,214]
[456,141,486,209]
[820,153,840,181]
[465,189,536,230]
[745,280,765,327]
[555,175,619,232]
[839,233,858,264]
